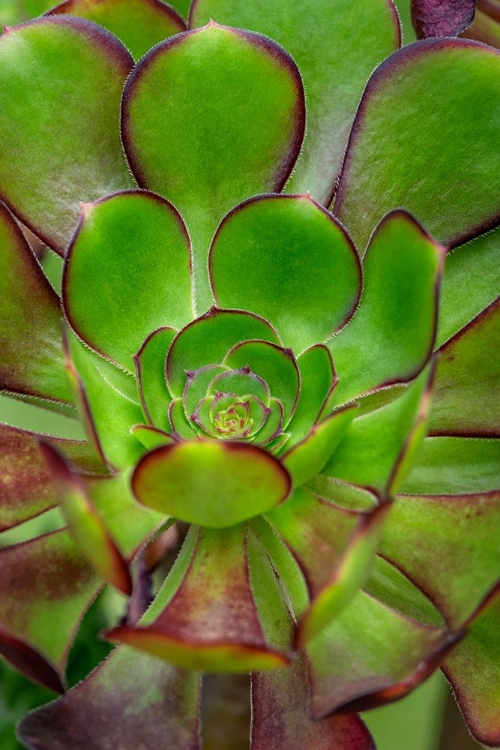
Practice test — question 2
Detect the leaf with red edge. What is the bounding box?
[48,0,186,61]
[334,39,500,251]
[122,23,305,311]
[0,17,134,254]
[39,443,132,595]
[0,530,102,691]
[442,584,500,747]
[106,524,291,671]
[306,590,456,718]
[380,491,500,630]
[19,645,201,750]
[134,327,177,431]
[411,0,475,39]
[0,424,106,531]
[251,652,375,750]
[429,299,500,437]
[0,203,72,407]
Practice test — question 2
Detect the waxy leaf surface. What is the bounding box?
[64,192,192,370]
[0,531,102,691]
[330,211,442,405]
[0,17,133,253]
[122,24,305,311]
[132,440,291,527]
[335,39,500,250]
[19,645,201,750]
[210,195,360,352]
[134,327,177,431]
[0,424,106,531]
[429,300,500,437]
[0,203,72,406]
[286,346,336,446]
[191,0,400,203]
[48,0,185,60]
[381,492,500,629]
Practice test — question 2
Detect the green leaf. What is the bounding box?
[330,211,443,405]
[48,0,185,61]
[437,226,500,347]
[307,590,453,717]
[252,652,375,750]
[401,436,500,494]
[190,0,400,203]
[134,327,177,431]
[182,365,227,419]
[285,345,337,447]
[65,332,145,470]
[224,340,299,427]
[207,368,270,404]
[429,300,500,437]
[442,586,500,747]
[19,645,201,750]
[166,308,279,397]
[210,195,361,352]
[324,365,434,495]
[0,530,102,691]
[0,203,73,406]
[131,440,291,528]
[131,424,176,450]
[169,398,197,440]
[64,192,193,371]
[298,503,390,646]
[122,23,305,312]
[0,17,134,253]
[106,525,290,671]
[39,443,132,595]
[0,424,107,531]
[283,406,357,488]
[335,39,500,250]
[380,491,500,629]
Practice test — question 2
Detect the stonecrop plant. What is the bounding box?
[0,0,499,748]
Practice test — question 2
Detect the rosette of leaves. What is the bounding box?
[0,2,499,748]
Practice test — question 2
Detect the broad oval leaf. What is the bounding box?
[122,23,305,312]
[210,195,361,353]
[64,192,192,371]
[132,440,291,527]
[0,16,134,253]
[335,39,500,251]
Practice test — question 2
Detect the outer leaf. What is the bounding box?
[64,192,192,371]
[411,0,475,38]
[401,436,500,494]
[19,645,201,750]
[0,203,72,406]
[380,491,500,629]
[307,590,455,717]
[282,405,357,488]
[0,530,102,691]
[324,365,434,495]
[122,23,305,311]
[0,17,134,253]
[0,424,106,530]
[437,225,500,347]
[48,0,185,61]
[335,39,500,250]
[210,195,361,352]
[39,443,132,595]
[134,327,177,431]
[442,586,500,747]
[132,440,291,527]
[190,0,400,203]
[251,652,375,750]
[107,525,290,671]
[166,308,279,397]
[462,1,500,46]
[66,332,145,470]
[429,300,500,437]
[330,211,443,405]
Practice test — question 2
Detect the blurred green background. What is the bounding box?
[0,1,484,749]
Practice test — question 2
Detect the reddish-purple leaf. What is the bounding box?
[412,0,475,39]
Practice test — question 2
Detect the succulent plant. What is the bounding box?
[0,1,499,748]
